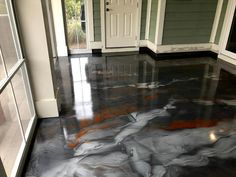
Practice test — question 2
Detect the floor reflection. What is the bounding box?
[24,54,236,177]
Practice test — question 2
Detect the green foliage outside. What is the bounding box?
[65,0,86,46]
[0,2,7,14]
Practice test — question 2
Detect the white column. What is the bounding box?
[51,0,68,56]
[15,0,59,118]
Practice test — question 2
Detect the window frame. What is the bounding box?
[0,0,36,176]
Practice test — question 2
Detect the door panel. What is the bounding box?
[106,0,138,48]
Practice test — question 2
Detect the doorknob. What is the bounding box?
[106,2,109,5]
[106,8,110,12]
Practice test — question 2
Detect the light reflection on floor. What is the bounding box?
[24,54,236,177]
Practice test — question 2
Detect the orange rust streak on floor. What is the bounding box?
[164,119,220,130]
[144,94,158,101]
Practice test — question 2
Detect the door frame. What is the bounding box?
[219,0,236,60]
[100,0,142,50]
[64,0,92,54]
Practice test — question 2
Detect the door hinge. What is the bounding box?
[137,2,138,8]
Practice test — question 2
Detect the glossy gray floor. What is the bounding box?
[24,54,236,177]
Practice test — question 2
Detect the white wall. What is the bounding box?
[15,0,59,118]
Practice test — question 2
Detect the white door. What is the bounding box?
[105,0,138,48]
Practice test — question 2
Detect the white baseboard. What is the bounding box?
[211,43,219,53]
[156,43,212,53]
[69,49,92,54]
[139,40,147,47]
[218,54,236,65]
[147,40,157,53]
[89,41,103,49]
[89,40,216,55]
[57,45,68,56]
[102,47,139,53]
[35,98,59,118]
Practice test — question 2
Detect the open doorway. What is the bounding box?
[64,0,88,53]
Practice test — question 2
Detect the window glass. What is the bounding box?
[0,85,24,177]
[0,4,18,73]
[0,51,6,82]
[11,68,33,135]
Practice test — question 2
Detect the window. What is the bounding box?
[0,0,35,176]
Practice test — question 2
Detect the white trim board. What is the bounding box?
[211,43,219,53]
[87,0,94,42]
[156,43,212,53]
[210,0,223,43]
[218,53,236,65]
[35,98,59,118]
[100,0,105,50]
[69,49,92,54]
[147,40,157,53]
[146,42,212,54]
[145,0,152,40]
[136,0,142,46]
[102,47,139,53]
[89,41,103,49]
[139,40,147,47]
[155,0,166,45]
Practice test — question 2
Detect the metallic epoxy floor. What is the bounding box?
[24,54,236,177]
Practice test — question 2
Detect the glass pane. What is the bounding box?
[226,8,236,53]
[0,51,6,82]
[65,0,87,50]
[0,0,7,14]
[11,69,33,135]
[0,85,24,177]
[0,11,18,72]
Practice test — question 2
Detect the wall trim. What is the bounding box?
[211,43,219,53]
[102,47,139,53]
[69,49,92,54]
[155,0,166,45]
[87,0,94,42]
[147,40,157,53]
[56,45,68,56]
[89,41,103,49]
[35,99,59,118]
[136,0,142,46]
[210,0,223,43]
[139,40,147,47]
[156,43,212,53]
[145,0,152,40]
[100,0,105,49]
[218,53,236,65]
